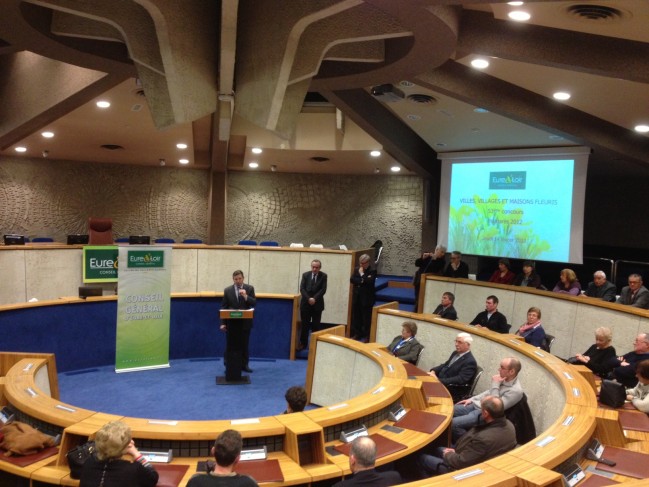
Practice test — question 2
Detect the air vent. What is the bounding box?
[310,156,329,163]
[565,4,626,22]
[407,94,437,105]
[100,144,124,151]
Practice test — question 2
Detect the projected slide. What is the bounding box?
[448,160,574,261]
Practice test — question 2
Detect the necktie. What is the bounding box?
[238,286,244,304]
[312,273,316,284]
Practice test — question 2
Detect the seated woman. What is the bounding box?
[388,321,424,365]
[568,327,616,378]
[515,307,546,348]
[80,421,158,487]
[512,261,543,289]
[552,268,582,296]
[488,258,515,285]
[626,359,649,413]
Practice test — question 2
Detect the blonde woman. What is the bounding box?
[568,327,616,378]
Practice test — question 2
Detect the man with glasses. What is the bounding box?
[608,333,649,387]
[617,274,649,309]
[443,251,469,279]
[451,357,523,440]
[298,260,327,351]
[428,332,478,402]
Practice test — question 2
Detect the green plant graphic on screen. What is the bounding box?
[449,194,551,258]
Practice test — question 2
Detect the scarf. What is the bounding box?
[518,319,541,334]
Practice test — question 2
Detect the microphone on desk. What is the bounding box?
[586,448,616,466]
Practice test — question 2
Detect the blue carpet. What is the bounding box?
[58,357,309,420]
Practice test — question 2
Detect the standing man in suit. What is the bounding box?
[298,259,327,350]
[617,274,649,309]
[429,332,478,402]
[350,254,377,341]
[470,295,509,334]
[220,270,256,376]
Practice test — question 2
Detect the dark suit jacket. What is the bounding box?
[350,266,377,307]
[300,271,327,311]
[432,304,458,320]
[585,280,617,302]
[512,271,543,289]
[431,351,477,387]
[332,468,401,486]
[470,310,509,333]
[387,336,424,364]
[221,283,256,330]
[617,285,649,309]
[443,261,469,279]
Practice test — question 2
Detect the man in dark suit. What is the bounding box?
[350,254,377,341]
[443,250,469,279]
[616,274,649,309]
[583,270,617,302]
[332,436,401,486]
[298,259,327,350]
[432,292,458,320]
[470,295,509,334]
[220,270,256,376]
[429,332,478,402]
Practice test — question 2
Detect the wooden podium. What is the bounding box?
[216,309,254,385]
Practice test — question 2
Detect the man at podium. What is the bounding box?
[220,270,256,378]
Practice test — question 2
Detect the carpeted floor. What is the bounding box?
[57,357,309,420]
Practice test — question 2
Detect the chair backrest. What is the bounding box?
[238,240,257,246]
[542,334,555,353]
[182,238,203,244]
[88,217,113,245]
[467,366,484,398]
[309,243,324,248]
[155,238,175,244]
[289,243,304,248]
[31,237,54,243]
[114,237,129,243]
[414,345,425,366]
[259,241,279,247]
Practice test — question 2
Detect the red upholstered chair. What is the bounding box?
[88,217,113,245]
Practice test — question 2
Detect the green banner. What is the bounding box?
[83,246,119,282]
[115,246,172,372]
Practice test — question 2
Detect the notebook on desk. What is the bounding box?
[595,446,649,478]
[618,409,649,432]
[394,409,447,434]
[403,363,429,377]
[422,381,451,399]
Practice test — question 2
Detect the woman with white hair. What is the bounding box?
[568,327,616,378]
[80,421,158,487]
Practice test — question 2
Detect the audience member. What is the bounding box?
[284,386,307,413]
[418,396,516,477]
[332,436,401,486]
[488,258,515,285]
[552,268,581,296]
[626,359,649,414]
[470,295,509,334]
[515,307,546,348]
[512,261,543,289]
[432,292,458,320]
[187,430,258,486]
[413,245,446,305]
[443,251,469,279]
[298,259,327,351]
[350,254,377,341]
[617,274,649,309]
[451,357,523,440]
[387,321,424,365]
[428,332,478,402]
[608,333,649,388]
[567,327,616,378]
[80,421,159,487]
[583,271,617,302]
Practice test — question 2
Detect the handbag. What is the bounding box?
[599,379,626,409]
[66,441,96,479]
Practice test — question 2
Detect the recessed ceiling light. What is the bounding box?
[390,166,401,173]
[41,131,54,138]
[470,59,489,69]
[508,1,524,5]
[508,10,531,21]
[179,158,189,164]
[370,150,381,157]
[15,146,27,153]
[635,125,649,133]
[553,91,571,100]
[96,100,111,108]
[251,147,263,154]
[474,108,489,113]
[249,161,259,168]
[176,143,188,149]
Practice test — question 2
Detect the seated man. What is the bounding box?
[452,357,523,440]
[428,332,478,402]
[417,396,516,477]
[470,295,509,334]
[333,436,401,486]
[443,251,469,279]
[607,333,649,387]
[616,274,649,309]
[283,386,307,413]
[583,270,617,302]
[433,292,458,320]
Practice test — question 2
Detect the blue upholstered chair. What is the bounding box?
[31,237,54,243]
[114,237,129,243]
[182,238,203,244]
[238,240,257,245]
[259,241,279,246]
[155,238,175,244]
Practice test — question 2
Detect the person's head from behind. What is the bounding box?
[95,421,132,461]
[455,332,473,353]
[285,386,307,413]
[594,326,612,349]
[213,430,243,468]
[349,436,377,472]
[636,360,649,385]
[480,395,505,422]
[401,321,418,338]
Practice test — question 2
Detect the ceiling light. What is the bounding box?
[176,143,188,149]
[96,100,111,108]
[179,158,189,165]
[553,92,571,100]
[374,168,380,174]
[508,10,531,21]
[474,108,489,113]
[251,147,263,154]
[248,162,259,169]
[390,166,401,173]
[15,146,27,153]
[470,59,489,69]
[370,150,381,157]
[41,131,54,138]
[635,125,649,133]
[508,1,524,5]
